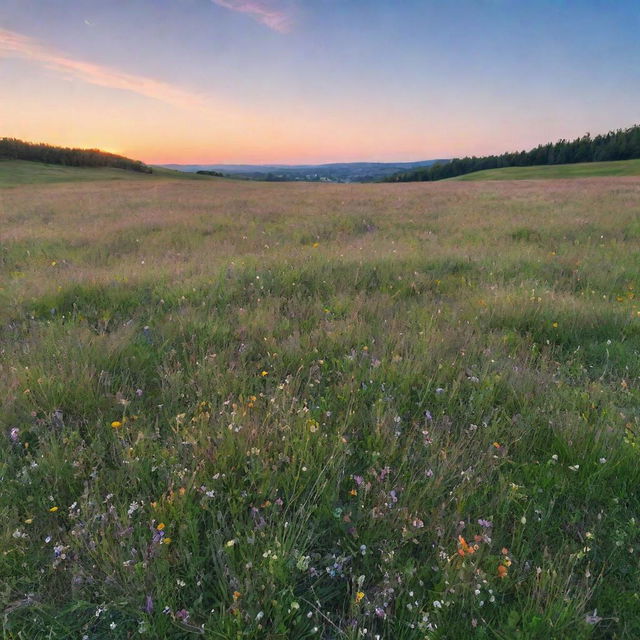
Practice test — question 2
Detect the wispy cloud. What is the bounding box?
[212,0,293,33]
[0,28,203,110]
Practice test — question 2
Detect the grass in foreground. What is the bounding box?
[1,176,640,639]
[452,158,640,181]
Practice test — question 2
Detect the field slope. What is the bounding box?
[1,177,640,639]
[452,158,640,181]
[0,159,218,187]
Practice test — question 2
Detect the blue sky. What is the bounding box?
[1,0,638,163]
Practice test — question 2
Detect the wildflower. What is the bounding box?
[226,539,237,547]
[568,464,580,472]
[599,458,607,464]
[144,595,154,613]
[552,322,559,328]
[162,537,172,545]
[458,535,475,556]
[433,600,442,608]
[501,547,509,555]
[111,421,122,429]
[9,428,20,442]
[492,442,501,448]
[260,370,269,377]
[156,523,165,531]
[585,610,602,625]
[175,609,190,622]
[349,489,357,496]
[49,506,59,513]
[355,591,365,603]
[24,518,33,524]
[233,591,241,601]
[478,518,492,528]
[497,565,508,579]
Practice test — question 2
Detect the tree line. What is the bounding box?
[0,138,152,173]
[385,125,640,182]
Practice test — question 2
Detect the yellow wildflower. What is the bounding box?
[355,591,365,603]
[49,506,58,513]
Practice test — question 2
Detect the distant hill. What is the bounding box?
[0,159,223,187]
[161,160,448,183]
[0,138,152,173]
[450,158,640,181]
[386,125,640,182]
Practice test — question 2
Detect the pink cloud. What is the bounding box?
[0,28,204,109]
[212,0,293,33]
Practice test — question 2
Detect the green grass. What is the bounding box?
[452,158,640,181]
[0,159,216,187]
[1,177,640,638]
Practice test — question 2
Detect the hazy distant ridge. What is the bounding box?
[160,159,447,182]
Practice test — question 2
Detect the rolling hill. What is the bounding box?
[450,158,640,181]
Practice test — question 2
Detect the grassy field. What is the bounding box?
[1,174,640,639]
[452,158,640,181]
[0,160,212,187]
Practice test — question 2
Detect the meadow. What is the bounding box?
[452,159,640,182]
[1,173,640,639]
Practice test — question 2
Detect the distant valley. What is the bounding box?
[159,159,448,182]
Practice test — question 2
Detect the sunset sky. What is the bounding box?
[1,0,639,164]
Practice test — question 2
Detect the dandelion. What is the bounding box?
[111,421,122,429]
[355,591,365,603]
[162,537,172,545]
[552,322,559,328]
[49,506,58,513]
[260,370,269,377]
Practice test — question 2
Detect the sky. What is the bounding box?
[1,0,639,164]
